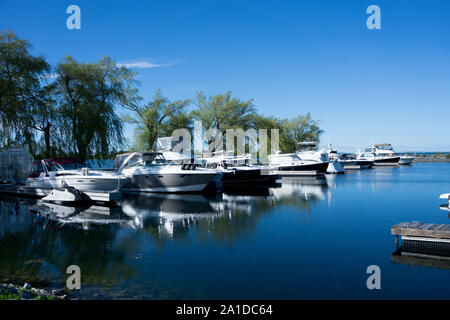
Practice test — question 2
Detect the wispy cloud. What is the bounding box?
[117,59,181,69]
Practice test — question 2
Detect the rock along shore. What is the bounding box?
[0,283,68,300]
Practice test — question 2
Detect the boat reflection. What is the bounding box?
[271,176,328,201]
[2,176,328,243]
[120,193,218,237]
[28,203,133,230]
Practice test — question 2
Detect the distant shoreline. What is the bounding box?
[413,155,450,162]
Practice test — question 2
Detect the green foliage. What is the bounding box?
[56,55,137,160]
[0,31,50,155]
[1,32,324,160]
[124,90,190,151]
[278,113,324,153]
[191,91,256,131]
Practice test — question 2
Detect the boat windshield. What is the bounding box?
[142,153,171,166]
[46,160,85,171]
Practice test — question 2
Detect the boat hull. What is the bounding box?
[399,156,415,165]
[221,168,278,185]
[339,160,373,170]
[327,161,344,174]
[373,156,401,166]
[27,176,123,192]
[121,172,218,193]
[273,162,329,176]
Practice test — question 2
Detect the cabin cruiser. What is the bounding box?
[327,145,373,170]
[357,143,401,166]
[368,143,414,165]
[114,152,220,193]
[201,151,279,186]
[268,151,329,176]
[27,158,124,192]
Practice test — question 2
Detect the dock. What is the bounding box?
[0,184,121,203]
[391,221,450,257]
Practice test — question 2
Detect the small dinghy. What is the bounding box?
[42,186,91,206]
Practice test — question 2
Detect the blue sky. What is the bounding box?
[1,0,449,151]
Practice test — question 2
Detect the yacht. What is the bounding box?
[27,158,124,192]
[327,144,373,170]
[115,152,220,193]
[268,150,329,176]
[357,143,401,166]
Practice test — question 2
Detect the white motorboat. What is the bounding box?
[357,143,401,166]
[27,158,125,192]
[327,144,373,170]
[115,152,220,193]
[399,155,415,165]
[324,144,344,173]
[268,151,329,176]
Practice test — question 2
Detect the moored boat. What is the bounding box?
[27,158,124,192]
[115,152,219,193]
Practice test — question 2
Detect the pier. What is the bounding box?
[391,222,450,258]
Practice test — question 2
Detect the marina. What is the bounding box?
[1,2,449,304]
[1,162,449,299]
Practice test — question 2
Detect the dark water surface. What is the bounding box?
[1,163,449,299]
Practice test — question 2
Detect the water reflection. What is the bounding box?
[0,177,328,296]
[391,250,450,270]
[0,198,137,290]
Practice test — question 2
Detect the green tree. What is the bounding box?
[124,90,190,151]
[278,113,323,153]
[0,31,50,155]
[191,91,256,131]
[56,55,137,160]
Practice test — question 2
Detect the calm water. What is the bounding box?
[1,163,449,299]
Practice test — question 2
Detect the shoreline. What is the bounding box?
[413,157,450,163]
[0,283,67,300]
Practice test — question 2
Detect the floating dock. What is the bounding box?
[391,222,450,258]
[0,184,121,203]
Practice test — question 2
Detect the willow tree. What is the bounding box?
[0,31,51,155]
[124,90,190,151]
[56,56,137,160]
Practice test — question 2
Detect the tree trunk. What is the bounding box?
[44,121,51,158]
